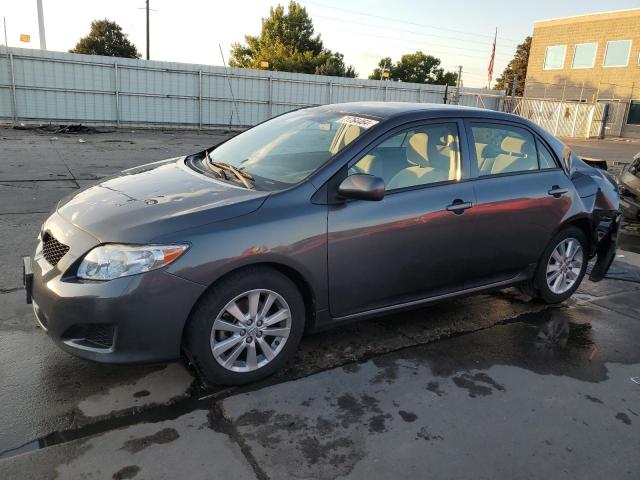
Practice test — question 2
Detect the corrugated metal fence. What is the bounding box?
[0,47,504,128]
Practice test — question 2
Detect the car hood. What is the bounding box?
[57,158,269,243]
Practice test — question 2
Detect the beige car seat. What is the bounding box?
[388,131,459,190]
[330,124,361,155]
[352,153,383,178]
[491,136,537,174]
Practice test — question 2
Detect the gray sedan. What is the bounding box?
[24,102,621,385]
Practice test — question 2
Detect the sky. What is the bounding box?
[2,0,639,88]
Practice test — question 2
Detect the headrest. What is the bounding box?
[501,136,526,154]
[427,131,456,171]
[407,132,429,167]
[343,125,361,146]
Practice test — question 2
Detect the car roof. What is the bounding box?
[316,101,522,123]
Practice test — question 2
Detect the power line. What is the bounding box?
[322,29,513,65]
[313,14,514,60]
[302,0,522,44]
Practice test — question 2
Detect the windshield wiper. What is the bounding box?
[203,151,229,180]
[208,157,255,189]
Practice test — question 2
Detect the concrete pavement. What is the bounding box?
[2,286,639,479]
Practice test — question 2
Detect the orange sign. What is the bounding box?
[19,34,31,43]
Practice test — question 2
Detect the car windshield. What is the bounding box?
[208,109,378,188]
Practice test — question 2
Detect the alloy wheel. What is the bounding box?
[546,238,583,294]
[210,289,291,372]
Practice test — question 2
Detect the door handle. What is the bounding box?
[446,200,473,214]
[548,186,569,197]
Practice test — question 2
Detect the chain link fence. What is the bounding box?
[502,96,626,138]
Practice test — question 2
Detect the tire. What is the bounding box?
[184,267,305,385]
[529,226,588,304]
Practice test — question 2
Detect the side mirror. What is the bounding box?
[337,174,385,201]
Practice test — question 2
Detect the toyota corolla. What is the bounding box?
[23,102,621,384]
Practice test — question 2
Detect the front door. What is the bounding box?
[327,121,476,317]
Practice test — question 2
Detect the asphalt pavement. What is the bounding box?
[0,127,639,479]
[563,137,639,164]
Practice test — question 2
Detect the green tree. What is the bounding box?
[70,19,140,58]
[369,57,393,80]
[494,36,531,96]
[368,51,457,85]
[229,1,356,77]
[315,52,357,78]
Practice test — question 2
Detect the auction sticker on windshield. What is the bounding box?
[338,115,379,129]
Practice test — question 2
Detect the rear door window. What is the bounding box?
[470,123,539,176]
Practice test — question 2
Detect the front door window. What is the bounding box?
[348,123,462,190]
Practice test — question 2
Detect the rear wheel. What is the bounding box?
[526,227,588,304]
[185,267,305,385]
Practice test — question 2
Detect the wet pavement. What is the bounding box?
[0,127,639,479]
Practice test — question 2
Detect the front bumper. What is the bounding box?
[26,213,206,364]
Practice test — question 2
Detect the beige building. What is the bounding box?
[525,8,640,137]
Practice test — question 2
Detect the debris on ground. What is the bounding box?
[13,124,111,134]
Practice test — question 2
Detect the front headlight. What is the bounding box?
[77,244,189,281]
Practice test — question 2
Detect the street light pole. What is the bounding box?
[36,0,46,49]
[146,0,150,60]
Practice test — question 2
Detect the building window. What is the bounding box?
[628,101,640,125]
[603,40,632,67]
[543,45,566,70]
[572,43,597,68]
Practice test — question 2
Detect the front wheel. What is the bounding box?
[529,227,588,304]
[184,267,305,385]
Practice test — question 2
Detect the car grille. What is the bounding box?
[62,323,116,349]
[42,233,70,266]
[86,324,116,348]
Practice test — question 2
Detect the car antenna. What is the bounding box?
[219,44,242,129]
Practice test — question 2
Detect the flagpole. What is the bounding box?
[487,27,497,89]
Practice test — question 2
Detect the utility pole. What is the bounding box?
[36,0,46,49]
[450,66,462,105]
[146,0,150,60]
[510,74,518,113]
[3,17,8,48]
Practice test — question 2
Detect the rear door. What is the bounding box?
[463,120,573,287]
[327,120,476,317]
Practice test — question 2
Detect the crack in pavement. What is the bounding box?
[0,287,23,294]
[49,141,81,189]
[0,179,88,183]
[0,211,49,215]
[208,403,271,480]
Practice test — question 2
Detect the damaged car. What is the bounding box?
[23,102,621,385]
[618,151,640,220]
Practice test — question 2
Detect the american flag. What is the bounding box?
[487,28,497,87]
